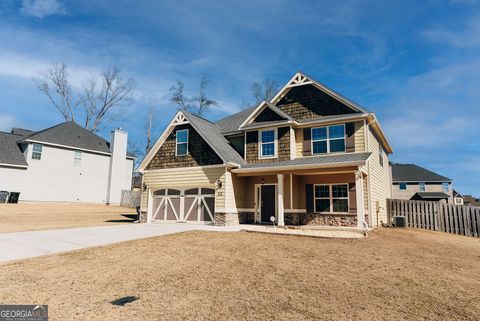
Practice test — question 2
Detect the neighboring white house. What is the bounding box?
[0,121,134,204]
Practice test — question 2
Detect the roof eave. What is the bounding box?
[231,159,368,174]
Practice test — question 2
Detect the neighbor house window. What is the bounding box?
[419,182,426,192]
[176,129,189,156]
[259,129,276,158]
[442,182,450,193]
[74,150,82,165]
[399,183,407,190]
[32,143,43,160]
[314,184,349,213]
[311,124,345,154]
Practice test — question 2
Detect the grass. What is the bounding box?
[0,228,479,320]
[0,203,137,233]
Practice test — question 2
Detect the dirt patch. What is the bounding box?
[0,203,137,233]
[0,228,479,320]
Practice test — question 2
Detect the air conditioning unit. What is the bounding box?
[394,216,406,228]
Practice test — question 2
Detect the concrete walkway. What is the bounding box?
[0,223,242,263]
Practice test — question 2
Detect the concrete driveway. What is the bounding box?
[0,223,242,263]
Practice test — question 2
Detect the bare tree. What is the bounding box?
[145,103,155,151]
[82,66,135,132]
[251,78,279,105]
[36,63,135,132]
[169,76,217,116]
[35,63,76,122]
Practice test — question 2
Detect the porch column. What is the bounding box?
[355,170,366,229]
[146,188,153,224]
[277,174,285,226]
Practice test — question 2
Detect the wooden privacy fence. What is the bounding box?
[120,190,141,208]
[387,199,480,238]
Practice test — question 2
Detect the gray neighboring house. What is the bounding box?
[0,121,134,204]
[391,163,454,203]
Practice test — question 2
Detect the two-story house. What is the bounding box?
[0,121,134,204]
[391,163,454,203]
[139,72,393,228]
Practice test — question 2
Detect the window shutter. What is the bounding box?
[306,184,314,213]
[345,123,355,153]
[303,128,312,156]
[349,182,357,213]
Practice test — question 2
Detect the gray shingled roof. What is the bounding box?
[238,152,371,170]
[11,128,35,137]
[19,121,111,154]
[0,132,28,167]
[184,111,245,165]
[215,107,256,134]
[392,164,451,183]
[414,192,450,199]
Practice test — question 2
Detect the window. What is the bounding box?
[311,124,345,154]
[32,143,43,160]
[419,182,426,192]
[399,183,407,190]
[176,129,189,156]
[379,145,384,167]
[74,150,82,165]
[314,184,349,213]
[442,182,450,193]
[260,129,276,158]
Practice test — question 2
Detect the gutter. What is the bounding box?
[231,159,369,174]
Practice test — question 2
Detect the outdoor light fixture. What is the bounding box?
[142,183,147,192]
[261,178,265,185]
[215,179,222,189]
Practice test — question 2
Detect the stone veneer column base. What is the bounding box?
[214,212,239,226]
[305,213,358,227]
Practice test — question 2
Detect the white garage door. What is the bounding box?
[152,188,215,222]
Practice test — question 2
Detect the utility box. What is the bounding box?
[394,216,406,228]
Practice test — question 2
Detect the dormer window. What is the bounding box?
[311,124,345,154]
[259,129,277,158]
[32,143,43,160]
[176,129,189,156]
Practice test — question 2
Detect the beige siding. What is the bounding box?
[141,165,225,211]
[295,128,303,158]
[366,126,392,227]
[355,121,365,152]
[392,183,453,200]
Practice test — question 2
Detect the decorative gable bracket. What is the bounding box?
[287,73,313,87]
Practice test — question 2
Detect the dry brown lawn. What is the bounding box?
[0,203,137,233]
[0,228,479,321]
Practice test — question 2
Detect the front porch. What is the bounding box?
[223,165,369,229]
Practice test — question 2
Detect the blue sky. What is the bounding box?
[0,0,479,196]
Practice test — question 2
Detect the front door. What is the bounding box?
[260,185,276,223]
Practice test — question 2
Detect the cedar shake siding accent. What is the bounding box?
[245,126,291,163]
[276,84,357,120]
[253,107,285,123]
[227,135,245,158]
[145,124,222,170]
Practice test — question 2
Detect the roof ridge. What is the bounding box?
[21,121,74,141]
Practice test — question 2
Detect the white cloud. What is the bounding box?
[20,0,66,19]
[0,114,16,132]
[422,16,480,48]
